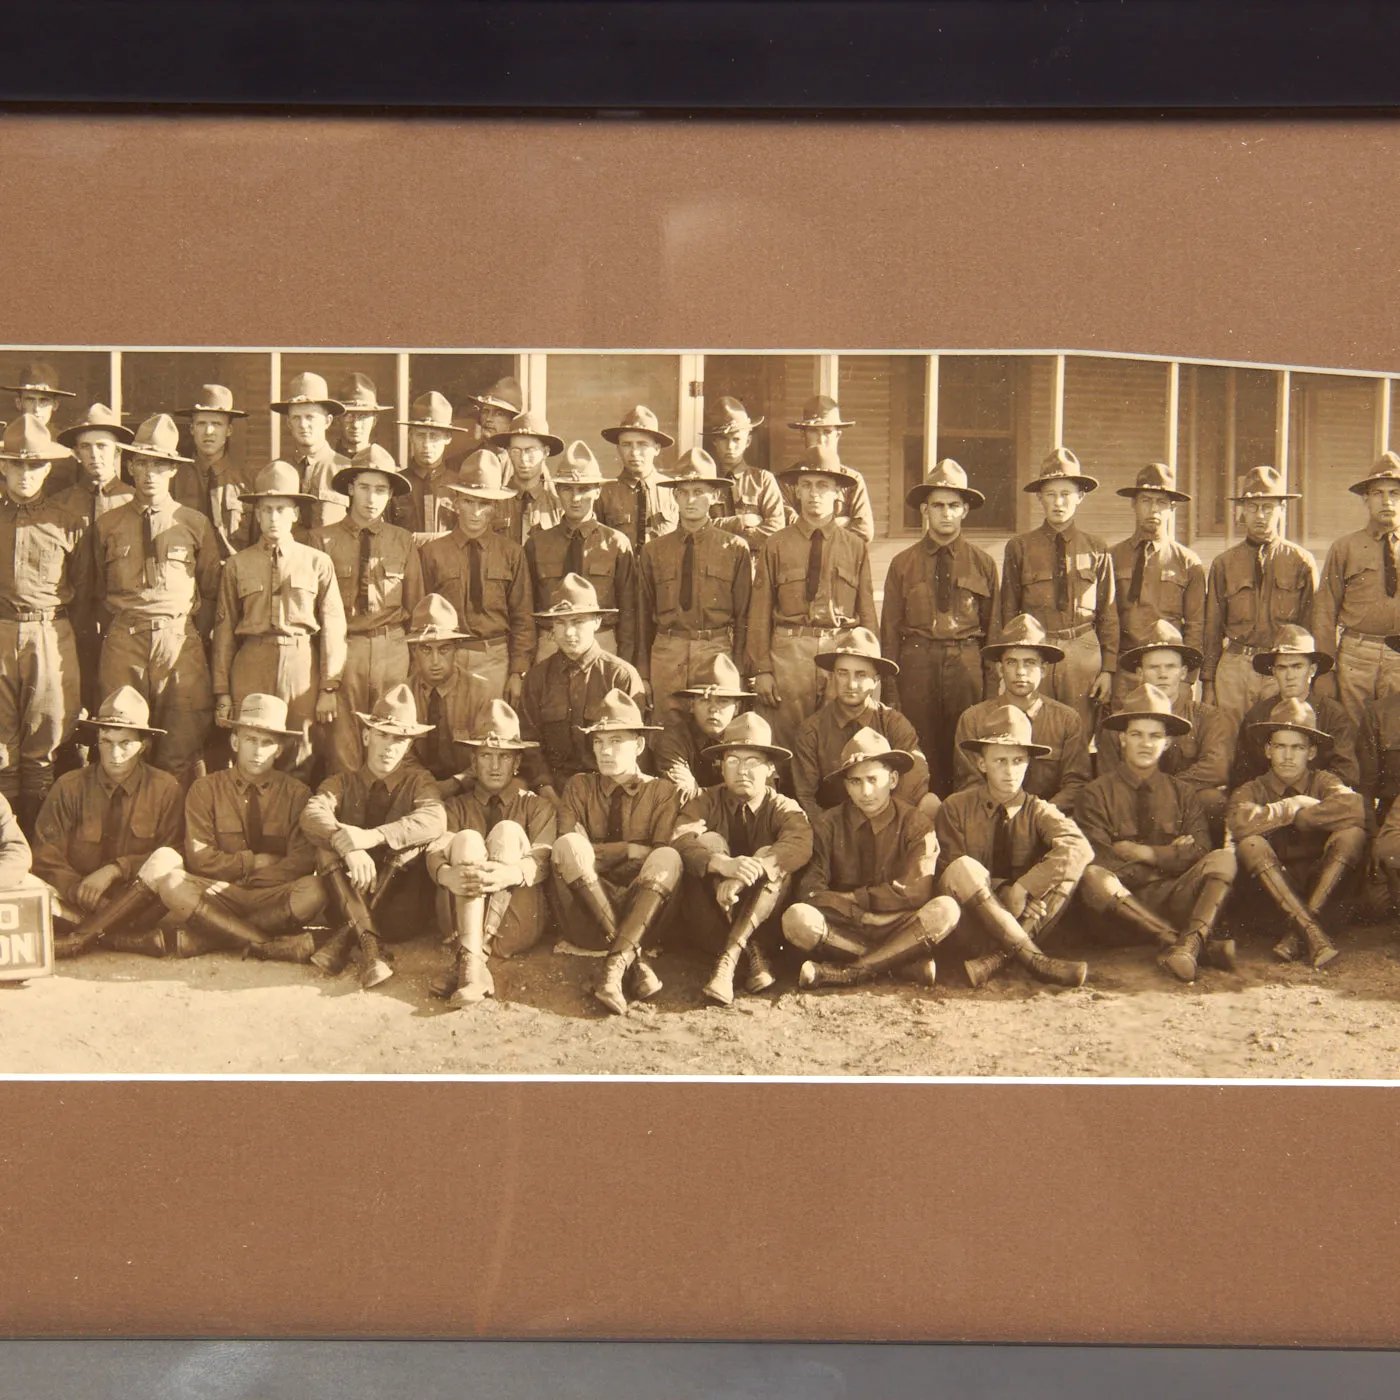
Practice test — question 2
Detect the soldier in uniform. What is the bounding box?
[395,390,472,535]
[1000,447,1118,733]
[1357,632,1400,831]
[933,705,1093,989]
[425,700,557,1004]
[335,372,391,459]
[35,686,184,959]
[301,685,447,990]
[1109,462,1207,703]
[639,447,751,726]
[1311,452,1400,724]
[271,372,349,531]
[488,410,565,545]
[526,441,636,664]
[308,454,424,774]
[881,458,999,797]
[952,615,1092,815]
[405,595,490,783]
[467,376,525,445]
[1231,626,1357,790]
[5,361,78,495]
[747,442,877,749]
[790,626,932,824]
[1227,698,1367,969]
[0,415,91,832]
[597,404,679,545]
[783,729,959,990]
[1097,620,1237,830]
[1077,685,1239,983]
[211,461,348,779]
[95,414,221,790]
[653,653,756,804]
[171,384,254,557]
[672,712,812,1005]
[785,395,875,540]
[423,449,534,705]
[550,689,683,1016]
[702,396,786,549]
[1202,466,1318,728]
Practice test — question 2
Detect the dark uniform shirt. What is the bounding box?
[419,527,535,675]
[392,461,459,536]
[495,472,564,546]
[49,477,134,531]
[173,452,258,557]
[428,776,557,888]
[797,797,939,912]
[0,494,92,615]
[790,699,931,822]
[94,498,221,627]
[952,693,1091,813]
[409,669,492,781]
[1095,690,1238,795]
[308,515,425,637]
[1109,531,1207,658]
[673,784,813,879]
[1232,689,1358,790]
[302,761,447,857]
[1312,525,1400,658]
[184,765,318,886]
[710,463,787,548]
[287,440,351,532]
[1202,536,1317,682]
[934,785,1093,898]
[652,714,728,804]
[1077,767,1210,887]
[557,769,680,848]
[637,521,751,675]
[1226,766,1364,863]
[1000,521,1119,670]
[880,533,1000,652]
[778,465,876,542]
[527,517,637,662]
[597,468,679,547]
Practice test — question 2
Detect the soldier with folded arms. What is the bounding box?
[702,396,786,549]
[671,712,812,1006]
[653,654,755,805]
[952,615,1091,815]
[550,689,682,1016]
[171,384,255,556]
[1226,698,1367,969]
[1077,685,1238,984]
[784,729,958,990]
[933,705,1092,989]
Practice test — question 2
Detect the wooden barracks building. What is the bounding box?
[13,346,1396,578]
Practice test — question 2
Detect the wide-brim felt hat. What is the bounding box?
[657,446,732,492]
[487,413,565,458]
[356,683,436,737]
[532,572,618,621]
[331,445,411,498]
[338,373,393,414]
[398,390,471,434]
[1118,620,1204,674]
[813,626,899,678]
[2,361,75,397]
[1023,446,1098,494]
[700,712,792,763]
[78,684,166,737]
[1101,683,1193,737]
[821,732,918,790]
[552,441,607,486]
[673,652,756,700]
[56,403,134,447]
[405,593,472,644]
[788,395,855,430]
[1117,461,1191,503]
[118,413,194,464]
[703,396,765,434]
[174,384,248,420]
[239,460,320,505]
[0,413,74,463]
[906,456,985,509]
[1230,465,1300,501]
[1248,697,1331,746]
[457,699,538,750]
[468,378,525,417]
[579,687,662,735]
[957,703,1052,757]
[980,615,1065,664]
[601,404,675,449]
[1250,624,1335,677]
[1349,450,1400,497]
[216,692,302,737]
[272,373,345,416]
[445,447,515,501]
[777,443,863,487]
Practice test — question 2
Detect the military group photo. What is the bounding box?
[3,345,1399,1078]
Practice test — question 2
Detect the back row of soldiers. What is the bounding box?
[5,357,1400,1010]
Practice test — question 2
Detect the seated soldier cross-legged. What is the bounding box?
[654,653,756,805]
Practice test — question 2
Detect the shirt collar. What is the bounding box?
[1261,768,1311,799]
[474,776,523,804]
[96,762,141,799]
[1115,764,1157,792]
[1007,692,1044,719]
[922,533,959,555]
[1040,520,1077,541]
[795,516,832,541]
[563,643,603,671]
[230,766,273,795]
[602,771,646,798]
[860,799,899,836]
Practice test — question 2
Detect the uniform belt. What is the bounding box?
[1341,628,1392,643]
[0,605,66,622]
[1223,638,1264,655]
[112,614,191,633]
[656,625,733,640]
[901,633,982,646]
[349,623,406,640]
[775,624,839,638]
[245,632,314,647]
[1044,621,1096,641]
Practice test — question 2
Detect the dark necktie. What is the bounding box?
[468,538,484,614]
[1053,531,1070,613]
[245,782,265,854]
[731,799,754,857]
[990,804,1013,880]
[680,532,695,612]
[606,783,627,842]
[141,508,158,589]
[805,526,825,603]
[365,779,393,829]
[355,527,373,615]
[101,783,128,865]
[634,481,648,547]
[1251,539,1266,591]
[268,545,283,625]
[1135,778,1156,845]
[1385,533,1398,598]
[856,817,878,888]
[1128,538,1149,605]
[426,688,447,771]
[486,793,505,832]
[565,527,584,579]
[934,545,954,615]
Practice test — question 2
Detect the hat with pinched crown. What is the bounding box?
[777,441,862,487]
[657,447,732,492]
[487,410,564,458]
[553,440,606,486]
[3,360,76,397]
[458,699,538,751]
[331,443,411,498]
[0,413,74,463]
[1249,696,1331,746]
[1117,461,1191,503]
[1024,446,1098,494]
[118,413,193,464]
[223,692,301,738]
[1349,450,1400,497]
[1102,683,1193,737]
[813,626,899,679]
[788,394,855,430]
[174,384,248,420]
[579,687,662,734]
[80,684,166,737]
[271,372,344,416]
[238,459,318,505]
[405,593,471,645]
[445,447,515,501]
[1230,465,1299,501]
[673,652,756,700]
[822,726,918,787]
[398,390,470,434]
[601,404,676,449]
[532,572,618,621]
[958,703,1052,757]
[356,683,436,737]
[980,614,1065,665]
[703,395,764,434]
[1119,618,1204,674]
[468,377,524,417]
[1251,623,1334,677]
[338,372,392,414]
[906,456,985,510]
[56,403,134,447]
[701,711,791,763]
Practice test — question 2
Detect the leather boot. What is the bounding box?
[1254,859,1338,968]
[966,888,1088,987]
[185,894,275,953]
[106,927,169,957]
[628,958,663,1001]
[310,926,355,975]
[964,950,1012,988]
[356,928,395,990]
[1307,855,1354,914]
[449,891,493,1006]
[596,882,670,1015]
[53,882,167,958]
[324,867,393,989]
[1163,875,1233,983]
[249,931,316,963]
[846,901,958,978]
[1108,890,1179,949]
[743,941,775,995]
[1202,937,1237,972]
[705,879,785,1005]
[798,959,861,987]
[173,925,237,957]
[896,957,938,987]
[567,875,619,947]
[792,921,868,961]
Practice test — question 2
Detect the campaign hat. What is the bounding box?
[601,404,675,449]
[80,684,166,737]
[458,699,538,751]
[356,683,436,737]
[980,614,1065,665]
[0,414,74,463]
[405,593,471,645]
[398,390,470,434]
[238,459,319,505]
[788,394,855,430]
[777,441,863,487]
[331,443,411,497]
[118,413,193,464]
[1118,619,1204,675]
[579,688,662,735]
[1116,461,1191,503]
[468,377,525,417]
[1229,465,1299,501]
[673,652,756,700]
[445,447,515,501]
[552,440,606,486]
[1349,450,1400,497]
[532,572,617,621]
[1023,446,1098,494]
[2,360,76,398]
[906,456,985,510]
[814,626,899,679]
[656,446,732,492]
[703,396,764,434]
[1250,624,1334,677]
[701,711,791,764]
[56,402,134,447]
[957,703,1052,757]
[1102,683,1193,737]
[221,692,301,738]
[174,384,247,420]
[487,410,564,458]
[338,372,392,414]
[822,726,918,787]
[271,372,344,416]
[1249,697,1331,746]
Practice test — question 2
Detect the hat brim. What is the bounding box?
[119,443,194,465]
[56,422,135,446]
[340,403,394,415]
[673,685,756,700]
[601,425,676,449]
[1024,475,1099,494]
[487,430,565,457]
[814,649,899,679]
[701,738,793,763]
[1120,642,1206,673]
[330,465,413,497]
[788,417,856,430]
[1248,720,1332,746]
[397,418,471,434]
[778,463,863,487]
[905,482,985,509]
[174,405,248,420]
[1251,649,1334,677]
[1229,489,1301,501]
[444,481,516,502]
[550,475,607,489]
[406,628,472,645]
[78,715,165,738]
[957,736,1053,758]
[355,713,436,737]
[657,475,733,492]
[704,416,765,434]
[458,735,539,751]
[817,748,917,802]
[239,488,321,506]
[0,448,74,464]
[981,639,1065,665]
[1102,710,1193,737]
[215,717,301,738]
[533,606,619,622]
[579,720,664,735]
[1349,475,1400,496]
[2,384,76,397]
[467,395,525,416]
[271,398,345,415]
[1116,484,1191,503]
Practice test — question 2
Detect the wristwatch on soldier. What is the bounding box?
[320,681,341,693]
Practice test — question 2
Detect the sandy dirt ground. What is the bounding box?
[5,899,1400,1078]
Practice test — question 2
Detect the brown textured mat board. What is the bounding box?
[3,114,1400,1343]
